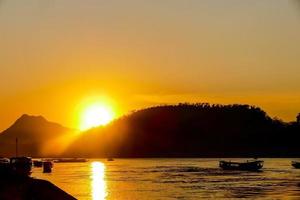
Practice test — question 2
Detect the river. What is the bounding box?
[32,158,300,199]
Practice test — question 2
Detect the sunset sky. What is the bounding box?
[1,0,300,131]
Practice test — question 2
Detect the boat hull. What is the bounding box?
[33,160,43,167]
[219,160,264,171]
[292,161,300,169]
[54,158,88,163]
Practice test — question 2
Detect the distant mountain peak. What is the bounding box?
[19,114,45,120]
[14,114,47,125]
[0,114,73,137]
[20,114,29,118]
[0,114,74,157]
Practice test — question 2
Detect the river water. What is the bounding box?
[32,158,300,200]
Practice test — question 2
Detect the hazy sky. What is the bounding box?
[1,0,300,130]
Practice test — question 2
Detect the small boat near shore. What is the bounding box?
[292,161,300,169]
[219,159,264,171]
[0,158,10,174]
[10,157,33,176]
[53,158,88,163]
[0,158,10,166]
[107,158,114,161]
[33,159,43,167]
[43,161,53,173]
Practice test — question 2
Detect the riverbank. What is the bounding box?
[0,175,76,200]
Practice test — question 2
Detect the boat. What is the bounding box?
[10,157,33,176]
[33,160,43,167]
[107,158,114,161]
[43,161,53,173]
[292,161,300,169]
[219,159,264,171]
[53,158,88,163]
[0,157,10,165]
[0,157,10,174]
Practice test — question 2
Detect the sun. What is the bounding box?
[80,103,114,130]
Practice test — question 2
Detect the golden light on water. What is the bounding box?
[92,162,107,200]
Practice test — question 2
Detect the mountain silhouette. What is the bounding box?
[0,114,74,157]
[65,103,300,157]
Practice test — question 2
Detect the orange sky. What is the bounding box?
[0,0,300,131]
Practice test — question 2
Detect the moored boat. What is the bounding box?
[219,159,264,171]
[292,161,300,169]
[54,158,88,163]
[33,159,43,167]
[43,161,53,173]
[10,157,33,176]
[0,157,10,165]
[107,158,114,161]
[0,157,10,175]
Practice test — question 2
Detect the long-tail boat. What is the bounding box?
[219,159,264,171]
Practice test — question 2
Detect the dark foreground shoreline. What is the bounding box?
[0,176,76,200]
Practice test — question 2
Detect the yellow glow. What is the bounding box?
[91,162,107,200]
[79,99,115,130]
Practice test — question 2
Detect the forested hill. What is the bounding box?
[66,104,300,157]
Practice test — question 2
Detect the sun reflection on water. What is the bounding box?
[91,162,107,200]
